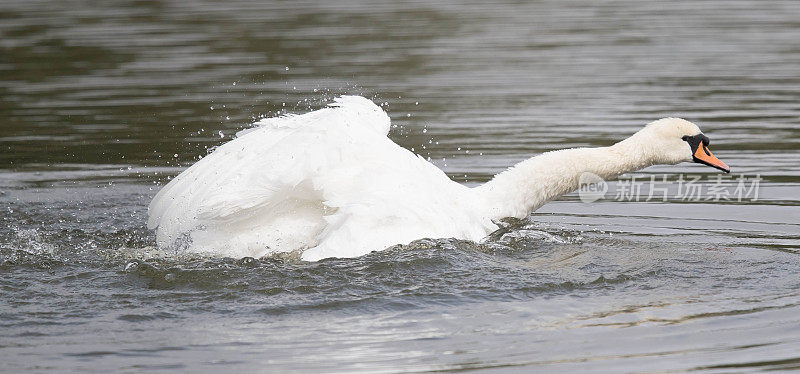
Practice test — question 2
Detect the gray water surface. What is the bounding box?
[2,1,800,372]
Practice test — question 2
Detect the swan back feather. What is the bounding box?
[147,95,490,260]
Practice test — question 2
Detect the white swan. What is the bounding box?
[147,96,729,261]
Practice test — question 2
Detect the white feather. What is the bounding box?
[148,96,493,260]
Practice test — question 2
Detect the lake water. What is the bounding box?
[2,0,800,372]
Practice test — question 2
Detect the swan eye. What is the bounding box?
[682,134,708,146]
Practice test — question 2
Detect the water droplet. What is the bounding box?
[218,131,225,139]
[422,128,427,133]
[173,154,178,158]
[232,82,237,86]
[285,66,289,71]
[124,261,139,272]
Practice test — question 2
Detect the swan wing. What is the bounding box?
[146,96,392,256]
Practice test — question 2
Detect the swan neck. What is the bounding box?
[478,140,654,220]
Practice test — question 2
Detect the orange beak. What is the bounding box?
[694,143,730,173]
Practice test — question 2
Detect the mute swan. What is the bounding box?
[147,96,729,261]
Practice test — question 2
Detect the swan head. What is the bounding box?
[632,117,730,173]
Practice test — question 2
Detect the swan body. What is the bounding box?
[148,96,728,261]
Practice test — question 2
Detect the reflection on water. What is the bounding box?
[1,0,800,372]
